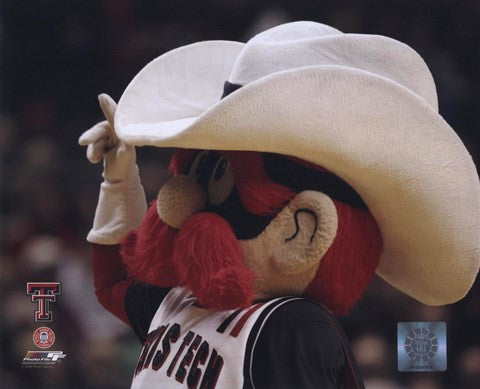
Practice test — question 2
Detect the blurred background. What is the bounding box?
[1,1,479,388]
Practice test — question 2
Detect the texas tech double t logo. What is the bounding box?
[26,282,61,322]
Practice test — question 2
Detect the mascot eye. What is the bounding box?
[208,157,234,205]
[188,150,210,176]
[214,158,228,180]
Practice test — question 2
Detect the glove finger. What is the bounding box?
[86,138,108,163]
[78,121,110,146]
[98,94,119,148]
[117,140,134,154]
[98,94,117,128]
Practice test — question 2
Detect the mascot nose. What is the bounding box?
[157,175,207,228]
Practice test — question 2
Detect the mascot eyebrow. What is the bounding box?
[171,149,366,209]
[169,148,366,239]
[262,153,367,209]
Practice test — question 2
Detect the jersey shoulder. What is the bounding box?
[266,298,335,325]
[243,298,347,389]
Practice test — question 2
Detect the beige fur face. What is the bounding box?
[157,175,207,229]
[241,190,338,298]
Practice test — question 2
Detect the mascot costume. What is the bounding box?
[79,22,480,388]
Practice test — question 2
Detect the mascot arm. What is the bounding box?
[92,243,171,342]
[250,300,349,389]
[92,243,133,325]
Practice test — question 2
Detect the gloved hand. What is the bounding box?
[79,94,147,244]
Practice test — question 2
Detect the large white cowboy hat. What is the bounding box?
[114,21,480,306]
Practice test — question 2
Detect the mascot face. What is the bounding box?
[122,149,382,314]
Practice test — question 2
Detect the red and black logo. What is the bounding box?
[26,282,61,322]
[33,326,56,349]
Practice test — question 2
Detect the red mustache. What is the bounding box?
[121,203,255,310]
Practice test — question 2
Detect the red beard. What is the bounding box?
[121,203,255,310]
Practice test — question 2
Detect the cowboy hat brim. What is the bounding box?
[115,41,480,306]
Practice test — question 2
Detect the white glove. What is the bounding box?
[79,94,147,245]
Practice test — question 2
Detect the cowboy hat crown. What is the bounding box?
[227,21,438,111]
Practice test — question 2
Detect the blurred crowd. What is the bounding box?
[1,1,479,388]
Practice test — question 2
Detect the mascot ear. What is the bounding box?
[267,191,338,274]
